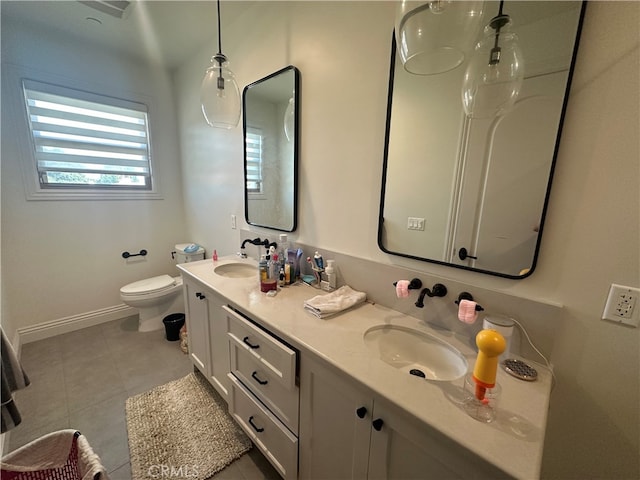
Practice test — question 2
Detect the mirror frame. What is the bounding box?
[243,65,300,232]
[378,3,586,279]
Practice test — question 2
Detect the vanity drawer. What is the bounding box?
[228,374,298,480]
[225,306,297,390]
[230,339,299,434]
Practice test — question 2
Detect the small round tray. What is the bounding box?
[502,358,538,381]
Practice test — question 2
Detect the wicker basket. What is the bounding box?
[1,430,109,480]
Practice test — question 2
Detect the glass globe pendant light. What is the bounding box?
[461,1,524,118]
[200,0,240,129]
[395,1,485,76]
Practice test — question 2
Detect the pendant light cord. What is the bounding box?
[493,1,505,50]
[217,0,223,57]
[489,0,509,65]
[215,0,225,89]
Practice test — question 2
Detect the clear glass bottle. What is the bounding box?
[261,254,277,292]
[278,234,289,270]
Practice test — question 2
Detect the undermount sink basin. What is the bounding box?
[364,325,468,381]
[214,263,256,278]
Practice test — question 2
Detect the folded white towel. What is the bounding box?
[303,285,367,319]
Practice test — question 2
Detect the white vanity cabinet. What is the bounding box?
[182,277,230,400]
[225,307,299,480]
[177,258,552,480]
[299,354,509,480]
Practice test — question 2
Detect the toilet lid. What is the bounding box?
[121,275,176,295]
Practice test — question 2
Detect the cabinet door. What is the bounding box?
[368,399,508,480]
[299,354,372,480]
[183,279,211,376]
[207,292,230,400]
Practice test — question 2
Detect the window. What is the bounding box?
[245,129,263,194]
[22,79,153,192]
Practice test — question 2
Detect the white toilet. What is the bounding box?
[120,243,205,332]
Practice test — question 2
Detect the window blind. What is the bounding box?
[245,129,263,194]
[22,79,152,190]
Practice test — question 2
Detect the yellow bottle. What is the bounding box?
[472,329,506,401]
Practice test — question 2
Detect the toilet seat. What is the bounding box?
[120,275,180,297]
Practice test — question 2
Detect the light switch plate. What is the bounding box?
[602,284,640,327]
[407,217,425,231]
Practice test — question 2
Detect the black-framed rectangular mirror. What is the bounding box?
[378,1,585,278]
[243,65,300,232]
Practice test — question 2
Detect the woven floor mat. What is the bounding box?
[126,372,251,479]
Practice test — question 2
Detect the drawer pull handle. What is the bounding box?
[195,292,205,299]
[248,416,264,433]
[372,418,384,431]
[243,336,260,349]
[251,371,269,385]
[356,406,367,419]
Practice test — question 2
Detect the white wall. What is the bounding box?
[176,1,398,255]
[1,18,187,339]
[174,2,639,478]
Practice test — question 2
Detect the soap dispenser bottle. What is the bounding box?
[325,260,336,289]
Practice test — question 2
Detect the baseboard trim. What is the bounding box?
[17,304,137,344]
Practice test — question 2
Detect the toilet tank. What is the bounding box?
[174,243,205,263]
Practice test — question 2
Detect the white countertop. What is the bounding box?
[178,256,552,480]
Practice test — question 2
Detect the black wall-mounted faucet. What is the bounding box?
[241,237,263,249]
[240,237,264,258]
[415,283,448,308]
[240,238,277,258]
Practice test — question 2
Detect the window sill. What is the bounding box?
[25,189,164,201]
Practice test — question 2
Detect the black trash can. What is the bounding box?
[162,313,185,341]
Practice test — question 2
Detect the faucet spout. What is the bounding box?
[241,237,262,249]
[240,237,270,258]
[415,283,448,308]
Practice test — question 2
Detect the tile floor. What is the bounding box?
[7,316,281,480]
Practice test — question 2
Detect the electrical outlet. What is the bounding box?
[231,214,237,230]
[602,284,640,327]
[407,217,425,231]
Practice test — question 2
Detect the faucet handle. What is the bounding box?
[455,292,484,311]
[392,278,422,290]
[427,283,447,298]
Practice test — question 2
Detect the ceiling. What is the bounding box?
[2,1,581,71]
[1,1,250,69]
